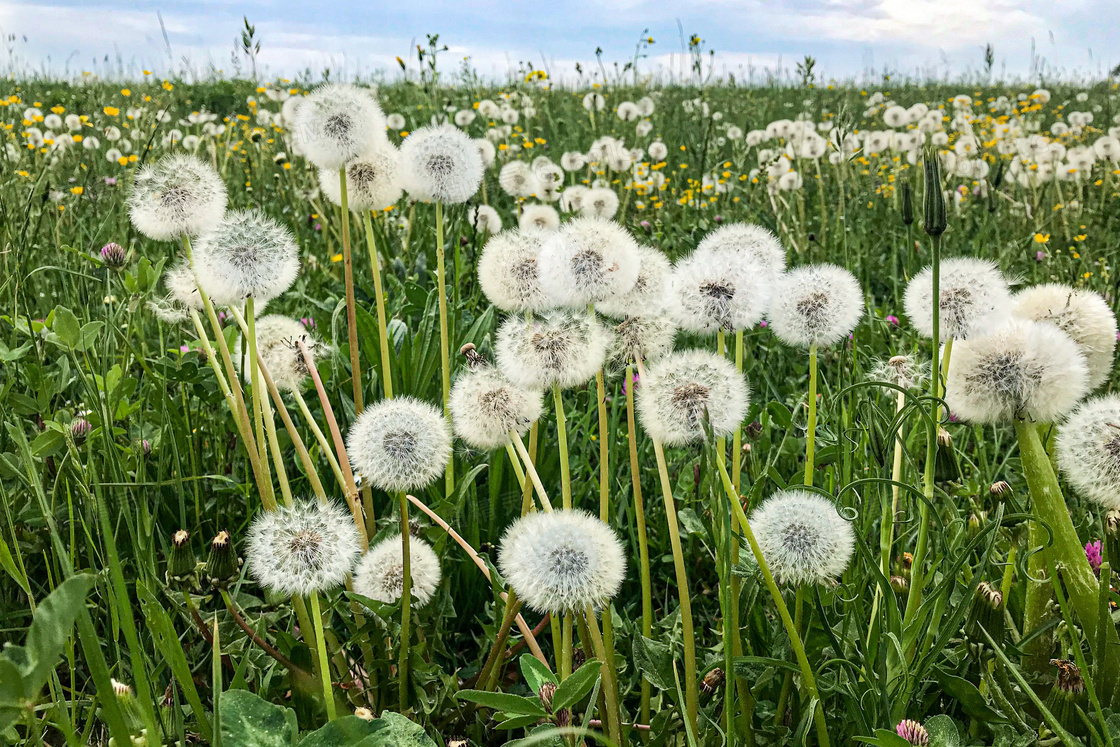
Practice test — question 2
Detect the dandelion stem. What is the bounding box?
[435,200,454,500]
[362,209,394,399]
[477,591,522,692]
[625,364,653,739]
[399,492,412,712]
[246,296,274,502]
[308,591,337,720]
[291,388,348,497]
[338,168,364,416]
[584,605,623,746]
[804,342,818,487]
[552,384,572,509]
[511,431,554,512]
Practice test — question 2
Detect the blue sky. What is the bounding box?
[1,0,1115,82]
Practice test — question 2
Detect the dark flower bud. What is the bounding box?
[70,417,92,444]
[700,667,725,695]
[539,681,557,712]
[166,530,196,589]
[889,575,909,594]
[1045,659,1087,736]
[922,147,947,238]
[100,242,128,269]
[989,481,1012,499]
[900,182,914,226]
[204,530,239,589]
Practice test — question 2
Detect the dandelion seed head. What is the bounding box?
[450,364,544,449]
[519,204,561,232]
[468,204,503,234]
[750,490,854,586]
[495,309,609,390]
[638,349,749,446]
[609,315,677,368]
[581,187,619,219]
[478,228,552,313]
[192,209,300,306]
[128,154,227,240]
[696,223,787,275]
[319,145,403,212]
[669,251,774,333]
[354,534,442,606]
[537,217,641,308]
[868,354,928,390]
[401,124,483,204]
[1012,284,1117,390]
[596,245,671,319]
[1057,395,1120,510]
[246,501,363,596]
[347,397,452,493]
[294,83,387,171]
[499,160,541,199]
[903,258,1011,341]
[768,264,863,347]
[498,509,626,614]
[235,315,320,393]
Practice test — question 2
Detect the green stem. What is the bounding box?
[435,201,453,499]
[584,605,624,746]
[625,365,653,739]
[338,168,364,416]
[804,343,818,487]
[363,209,394,399]
[308,592,337,720]
[553,384,572,509]
[399,492,412,712]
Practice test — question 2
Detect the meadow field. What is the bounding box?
[1,59,1119,747]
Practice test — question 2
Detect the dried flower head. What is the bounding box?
[235,315,319,392]
[128,154,227,240]
[638,349,749,446]
[1012,284,1117,390]
[319,144,403,212]
[1057,395,1120,509]
[749,490,854,585]
[192,209,300,306]
[245,501,363,596]
[400,124,484,204]
[946,318,1089,424]
[868,354,928,390]
[596,245,672,319]
[294,84,387,171]
[769,264,864,347]
[537,217,641,308]
[903,258,1011,340]
[353,534,442,606]
[478,228,553,313]
[498,509,626,614]
[495,310,609,390]
[449,363,544,450]
[347,397,452,492]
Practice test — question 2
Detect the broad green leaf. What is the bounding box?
[935,670,1009,724]
[853,730,911,747]
[924,714,961,747]
[52,306,80,348]
[551,660,601,712]
[632,634,674,691]
[456,689,546,717]
[23,574,94,693]
[363,711,437,747]
[520,653,557,695]
[299,716,382,746]
[219,689,297,747]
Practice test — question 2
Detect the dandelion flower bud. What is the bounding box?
[192,209,300,306]
[319,145,403,212]
[769,264,863,348]
[519,204,560,232]
[498,509,626,614]
[696,223,787,275]
[610,315,676,367]
[1011,284,1117,390]
[945,318,1089,424]
[749,490,854,585]
[353,534,442,606]
[1056,395,1120,509]
[347,397,452,493]
[235,315,319,392]
[127,154,227,240]
[449,364,544,450]
[166,530,196,588]
[538,217,641,308]
[596,245,671,319]
[903,258,1011,340]
[294,84,387,171]
[669,251,773,333]
[478,228,552,313]
[638,349,749,446]
[204,530,239,589]
[495,310,609,390]
[400,124,484,204]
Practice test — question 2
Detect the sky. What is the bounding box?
[0,0,1116,83]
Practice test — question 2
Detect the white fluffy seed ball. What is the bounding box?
[400,124,484,204]
[609,315,677,367]
[346,397,452,493]
[353,534,442,606]
[537,217,641,308]
[192,209,300,306]
[498,509,626,614]
[696,223,787,275]
[596,245,671,319]
[478,228,553,313]
[669,252,774,333]
[945,318,1089,424]
[128,154,227,240]
[319,145,403,212]
[495,310,609,390]
[903,258,1011,341]
[245,501,363,597]
[449,365,544,450]
[768,264,864,348]
[638,348,749,446]
[235,315,319,392]
[1057,395,1120,509]
[294,84,387,171]
[750,490,854,586]
[519,204,561,232]
[1012,284,1117,390]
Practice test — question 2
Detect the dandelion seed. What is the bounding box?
[127,154,227,241]
[245,501,363,596]
[353,534,442,606]
[750,490,854,586]
[192,209,300,306]
[347,397,452,493]
[768,264,863,348]
[638,349,749,446]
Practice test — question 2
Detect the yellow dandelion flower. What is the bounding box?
[1033,233,1050,244]
[331,253,343,263]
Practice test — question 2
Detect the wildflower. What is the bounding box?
[945,318,1088,424]
[245,501,362,596]
[1086,541,1103,574]
[400,124,484,204]
[769,264,864,348]
[478,228,552,313]
[319,144,403,212]
[1057,395,1120,509]
[235,315,319,392]
[354,534,442,606]
[70,417,92,444]
[670,249,774,334]
[498,509,626,614]
[637,349,749,446]
[495,309,608,390]
[347,397,452,493]
[1011,284,1117,390]
[449,357,544,450]
[537,217,641,308]
[895,719,929,746]
[749,490,854,585]
[192,209,300,306]
[294,83,387,170]
[127,154,227,240]
[99,242,127,269]
[903,258,1011,340]
[596,245,671,319]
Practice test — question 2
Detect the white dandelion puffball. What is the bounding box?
[609,315,676,367]
[669,252,774,333]
[519,204,561,232]
[354,534,442,606]
[903,258,1012,340]
[769,264,864,348]
[1011,284,1117,390]
[449,365,544,450]
[495,310,609,390]
[499,160,541,198]
[163,261,205,311]
[192,210,300,306]
[697,223,787,275]
[294,83,387,170]
[235,315,318,392]
[1057,396,1120,509]
[537,217,641,308]
[750,490,854,586]
[246,501,363,596]
[581,187,619,219]
[478,228,552,313]
[638,348,749,446]
[319,145,403,212]
[596,245,671,318]
[401,124,484,203]
[347,397,452,493]
[128,154,227,240]
[468,204,503,234]
[945,318,1089,424]
[498,509,626,614]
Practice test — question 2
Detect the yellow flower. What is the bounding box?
[1074,234,1087,242]
[17,170,28,177]
[73,134,83,142]
[142,70,151,75]
[121,88,131,96]
[331,253,343,263]
[70,186,83,195]
[162,81,174,91]
[50,105,65,114]
[1033,232,1050,244]
[117,156,129,165]
[535,137,546,145]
